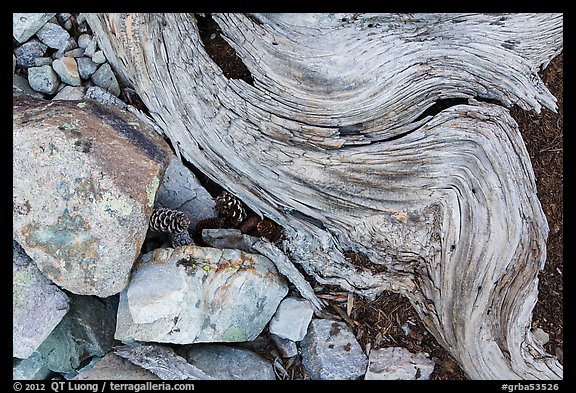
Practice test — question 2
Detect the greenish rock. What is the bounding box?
[36,294,118,374]
[13,352,52,380]
[115,246,288,344]
[13,240,70,359]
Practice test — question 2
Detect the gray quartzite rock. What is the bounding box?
[77,57,98,79]
[184,344,276,380]
[27,65,60,94]
[269,296,314,341]
[156,156,217,230]
[13,95,172,297]
[84,86,128,109]
[300,319,368,380]
[36,22,71,50]
[14,39,48,68]
[364,347,435,380]
[13,240,70,359]
[52,57,81,86]
[13,13,56,43]
[91,50,107,64]
[53,85,86,101]
[115,245,289,344]
[73,353,160,380]
[36,294,118,374]
[77,33,93,49]
[91,63,120,96]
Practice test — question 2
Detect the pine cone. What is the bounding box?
[194,217,227,236]
[239,214,260,234]
[215,191,247,226]
[149,207,191,234]
[253,220,278,240]
[169,230,194,247]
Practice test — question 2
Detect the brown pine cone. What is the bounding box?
[149,207,191,234]
[253,220,278,240]
[239,214,260,234]
[169,230,194,247]
[194,217,227,237]
[215,191,247,226]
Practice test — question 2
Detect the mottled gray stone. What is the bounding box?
[13,240,70,359]
[300,319,368,380]
[13,352,52,380]
[13,97,172,297]
[115,246,288,344]
[14,39,48,68]
[269,296,314,341]
[184,344,276,380]
[77,57,98,79]
[73,353,160,380]
[13,13,56,43]
[27,65,60,94]
[53,85,86,101]
[91,63,120,96]
[52,57,81,86]
[34,57,52,67]
[77,34,93,49]
[270,333,298,358]
[36,22,70,50]
[364,347,435,380]
[91,50,107,64]
[83,38,98,57]
[84,86,128,108]
[36,294,118,374]
[53,37,79,59]
[156,156,217,230]
[65,48,85,58]
[202,229,259,252]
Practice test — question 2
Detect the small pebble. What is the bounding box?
[53,85,86,101]
[14,39,48,68]
[92,50,107,64]
[65,48,85,58]
[27,65,60,94]
[52,57,81,86]
[34,57,53,67]
[91,63,120,97]
[77,57,98,79]
[77,34,93,49]
[36,22,70,50]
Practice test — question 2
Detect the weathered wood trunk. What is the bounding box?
[86,13,563,379]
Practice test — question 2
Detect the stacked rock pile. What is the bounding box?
[13,13,124,105]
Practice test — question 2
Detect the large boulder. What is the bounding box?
[115,246,288,344]
[13,94,172,297]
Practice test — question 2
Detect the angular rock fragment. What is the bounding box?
[270,334,298,358]
[14,39,48,68]
[36,22,70,50]
[268,296,314,341]
[36,294,118,374]
[300,319,368,380]
[13,95,172,297]
[156,156,217,231]
[91,63,120,96]
[183,344,276,380]
[13,352,52,380]
[115,245,288,343]
[27,65,60,94]
[13,240,70,359]
[364,347,435,380]
[13,13,56,43]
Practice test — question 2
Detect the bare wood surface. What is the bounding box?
[87,13,563,379]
